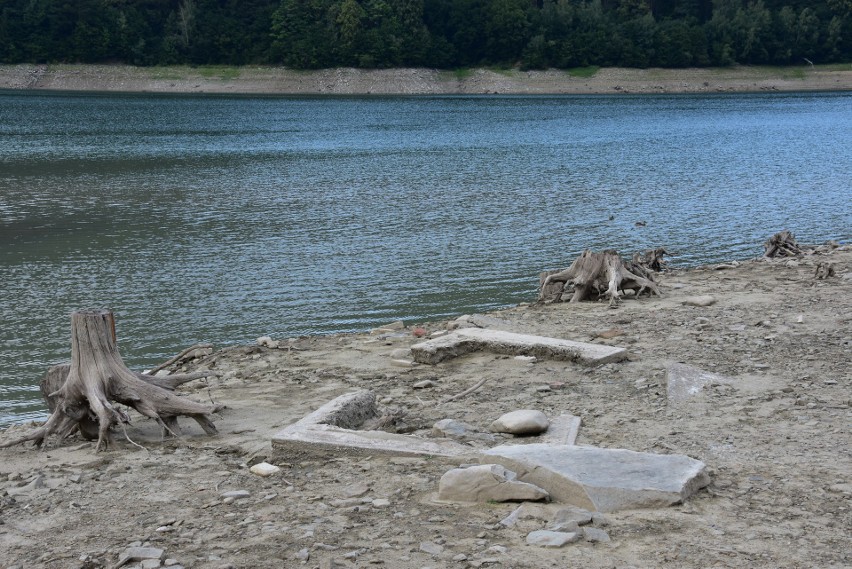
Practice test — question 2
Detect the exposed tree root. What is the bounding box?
[2,310,220,452]
[764,230,803,258]
[539,249,662,307]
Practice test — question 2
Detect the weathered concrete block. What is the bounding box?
[271,391,471,458]
[411,328,627,366]
[480,444,710,512]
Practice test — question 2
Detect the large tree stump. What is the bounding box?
[2,310,220,452]
[539,250,661,307]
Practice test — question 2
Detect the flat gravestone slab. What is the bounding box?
[411,328,627,366]
[480,444,710,512]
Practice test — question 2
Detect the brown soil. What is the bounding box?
[2,64,851,95]
[1,245,850,569]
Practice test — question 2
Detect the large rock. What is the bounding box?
[480,444,710,512]
[437,464,549,503]
[489,410,549,435]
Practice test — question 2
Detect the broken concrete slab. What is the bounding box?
[411,328,627,366]
[480,444,710,512]
[666,363,734,403]
[271,390,472,459]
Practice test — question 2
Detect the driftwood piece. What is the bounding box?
[764,230,803,258]
[2,310,220,452]
[539,250,661,307]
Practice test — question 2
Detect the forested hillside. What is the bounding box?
[1,0,850,69]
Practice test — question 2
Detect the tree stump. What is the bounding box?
[764,230,803,258]
[3,310,220,452]
[539,250,661,307]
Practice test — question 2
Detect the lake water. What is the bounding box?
[1,90,850,427]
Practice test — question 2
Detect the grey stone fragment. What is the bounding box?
[117,547,164,566]
[666,363,734,403]
[480,444,710,512]
[419,542,444,555]
[437,464,549,503]
[411,328,627,366]
[540,414,581,446]
[141,559,162,569]
[583,527,611,543]
[489,410,549,435]
[548,505,593,529]
[525,530,581,547]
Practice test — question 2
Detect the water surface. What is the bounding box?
[1,91,850,426]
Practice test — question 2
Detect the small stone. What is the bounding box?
[489,410,549,435]
[249,462,281,477]
[295,548,310,561]
[452,553,468,561]
[390,359,415,368]
[548,506,593,528]
[514,355,537,363]
[118,547,164,566]
[419,542,444,555]
[413,380,435,389]
[389,348,411,359]
[682,295,717,307]
[141,559,162,569]
[341,482,370,498]
[220,490,250,499]
[372,498,391,508]
[525,530,581,547]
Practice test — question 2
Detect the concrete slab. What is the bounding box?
[271,390,472,458]
[411,328,627,366]
[666,363,734,403]
[480,444,710,512]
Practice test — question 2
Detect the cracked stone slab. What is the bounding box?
[480,444,710,512]
[666,362,734,403]
[271,390,471,458]
[540,414,581,446]
[411,328,627,366]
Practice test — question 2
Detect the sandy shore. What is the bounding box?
[1,243,850,568]
[2,63,852,95]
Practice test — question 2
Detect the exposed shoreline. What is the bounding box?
[2,63,852,95]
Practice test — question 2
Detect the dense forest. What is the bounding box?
[1,0,850,69]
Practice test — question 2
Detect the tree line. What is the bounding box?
[1,0,850,69]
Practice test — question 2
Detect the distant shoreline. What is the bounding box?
[2,63,851,96]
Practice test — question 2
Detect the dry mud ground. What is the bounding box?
[1,247,850,569]
[1,63,852,95]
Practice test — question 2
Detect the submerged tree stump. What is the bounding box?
[3,310,220,452]
[539,250,661,307]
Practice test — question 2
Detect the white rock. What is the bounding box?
[514,355,537,363]
[249,462,281,477]
[489,410,549,435]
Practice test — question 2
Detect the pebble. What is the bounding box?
[682,295,717,307]
[249,462,281,477]
[372,498,391,508]
[583,527,611,543]
[413,380,435,389]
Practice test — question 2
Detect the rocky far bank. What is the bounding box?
[0,242,850,569]
[2,63,852,95]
